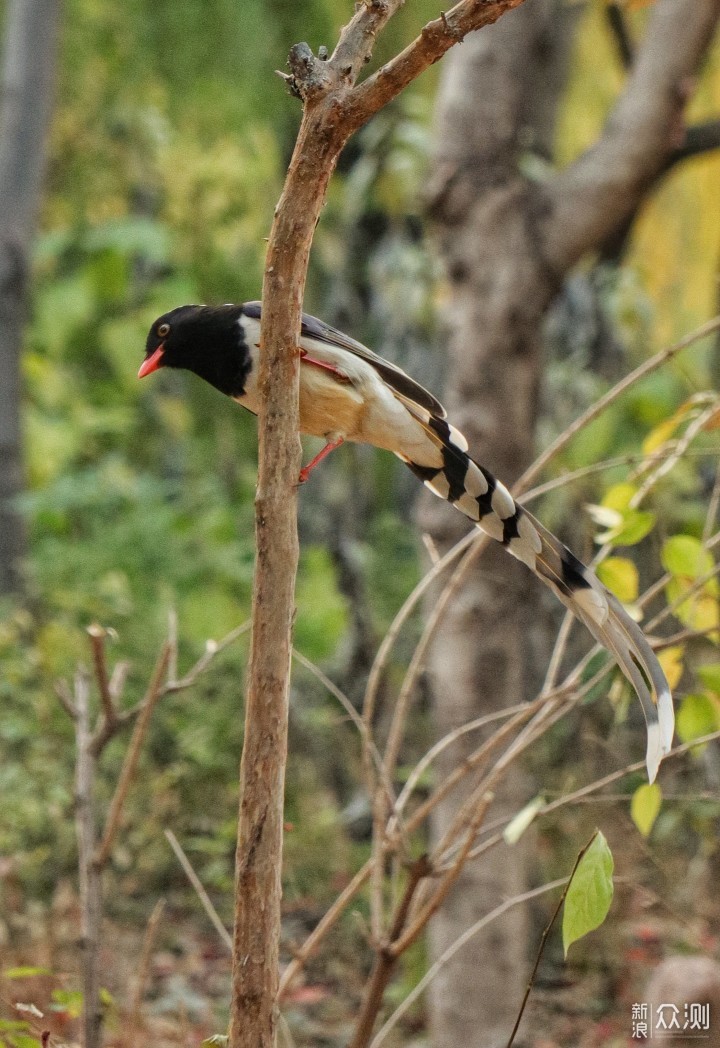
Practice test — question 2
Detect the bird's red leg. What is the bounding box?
[299,348,351,383]
[298,437,344,484]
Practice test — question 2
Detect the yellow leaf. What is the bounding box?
[602,483,636,512]
[597,557,639,603]
[657,647,684,691]
[631,783,662,837]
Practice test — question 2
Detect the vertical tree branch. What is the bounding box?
[94,643,171,868]
[348,855,432,1048]
[0,0,61,593]
[227,66,346,1048]
[228,6,534,1044]
[73,667,103,1048]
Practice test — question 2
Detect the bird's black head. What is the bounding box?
[139,304,252,397]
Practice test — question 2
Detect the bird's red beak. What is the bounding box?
[138,345,165,378]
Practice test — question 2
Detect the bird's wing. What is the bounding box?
[242,300,447,420]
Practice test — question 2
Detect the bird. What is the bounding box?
[139,301,674,781]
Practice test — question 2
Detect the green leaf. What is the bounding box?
[562,832,614,957]
[698,664,720,694]
[50,988,83,1019]
[662,535,713,578]
[611,509,656,547]
[676,693,720,746]
[8,1035,42,1048]
[597,557,639,603]
[590,486,655,547]
[201,1038,229,1047]
[3,967,51,979]
[631,783,662,837]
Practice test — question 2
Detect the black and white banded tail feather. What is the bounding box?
[402,413,674,783]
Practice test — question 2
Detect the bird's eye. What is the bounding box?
[157,322,170,338]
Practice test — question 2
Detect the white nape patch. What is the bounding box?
[645,721,662,784]
[507,536,538,571]
[478,514,505,543]
[464,463,489,498]
[457,492,481,521]
[426,474,451,500]
[518,513,542,555]
[573,585,608,626]
[238,314,261,347]
[447,425,469,452]
[491,482,515,520]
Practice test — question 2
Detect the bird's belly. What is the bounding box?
[298,368,365,439]
[235,362,366,441]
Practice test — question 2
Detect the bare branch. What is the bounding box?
[94,643,171,869]
[279,859,372,999]
[547,0,720,270]
[165,620,251,693]
[165,829,232,953]
[349,855,432,1048]
[87,624,115,724]
[55,679,77,720]
[130,898,166,1031]
[515,314,720,499]
[369,876,568,1048]
[108,659,130,702]
[605,1,634,70]
[345,0,526,133]
[73,666,103,1048]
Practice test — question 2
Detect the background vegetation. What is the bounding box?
[2,0,720,1044]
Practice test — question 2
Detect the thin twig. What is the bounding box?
[292,648,410,860]
[94,643,171,869]
[55,679,77,720]
[165,620,251,693]
[348,855,432,1048]
[391,702,531,823]
[130,898,166,1030]
[465,729,720,866]
[165,829,232,953]
[279,860,372,998]
[505,832,599,1048]
[167,607,179,686]
[389,792,495,958]
[369,876,567,1048]
[73,666,103,1048]
[513,315,720,500]
[87,624,116,727]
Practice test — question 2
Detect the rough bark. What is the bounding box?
[0,0,61,594]
[423,2,720,1045]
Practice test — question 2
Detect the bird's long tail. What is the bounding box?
[401,412,674,782]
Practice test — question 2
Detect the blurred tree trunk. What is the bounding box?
[422,1,720,1045]
[0,0,61,595]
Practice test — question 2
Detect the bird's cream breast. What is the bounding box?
[235,354,367,441]
[298,365,366,440]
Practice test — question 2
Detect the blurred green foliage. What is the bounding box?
[1,0,444,910]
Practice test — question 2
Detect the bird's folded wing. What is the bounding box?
[242,300,447,419]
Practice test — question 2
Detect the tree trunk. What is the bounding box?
[422,1,720,1044]
[0,0,61,594]
[422,5,577,1043]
